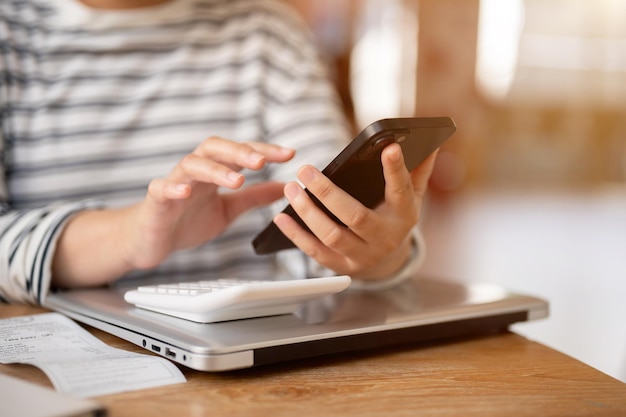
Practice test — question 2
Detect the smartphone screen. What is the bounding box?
[252,117,456,255]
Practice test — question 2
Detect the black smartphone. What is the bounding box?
[252,117,456,255]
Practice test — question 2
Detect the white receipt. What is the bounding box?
[0,312,186,397]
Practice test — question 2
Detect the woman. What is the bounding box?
[0,0,436,304]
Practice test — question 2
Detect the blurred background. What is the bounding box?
[286,0,626,382]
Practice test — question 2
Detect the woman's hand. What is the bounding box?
[122,137,295,270]
[52,137,294,287]
[273,143,437,281]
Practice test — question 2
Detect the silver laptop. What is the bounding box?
[45,276,548,372]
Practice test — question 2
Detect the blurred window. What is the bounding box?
[477,0,626,108]
[350,0,417,128]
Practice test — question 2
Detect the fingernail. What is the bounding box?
[273,213,288,228]
[389,144,403,162]
[298,166,316,184]
[284,183,301,199]
[227,171,243,183]
[248,152,264,165]
[175,184,188,194]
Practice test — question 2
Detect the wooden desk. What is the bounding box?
[2,305,626,417]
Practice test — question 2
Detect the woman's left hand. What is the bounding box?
[272,143,438,281]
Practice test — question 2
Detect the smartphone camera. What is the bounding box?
[359,134,394,159]
[358,130,410,160]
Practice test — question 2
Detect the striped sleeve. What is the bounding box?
[0,198,104,304]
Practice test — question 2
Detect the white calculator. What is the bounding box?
[123,275,351,323]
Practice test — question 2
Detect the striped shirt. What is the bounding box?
[0,0,351,303]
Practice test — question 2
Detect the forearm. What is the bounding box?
[51,206,137,288]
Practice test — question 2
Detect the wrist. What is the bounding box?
[350,227,426,291]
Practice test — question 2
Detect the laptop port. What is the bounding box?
[165,348,176,359]
[151,344,161,353]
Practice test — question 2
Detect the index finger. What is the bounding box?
[168,137,294,184]
[245,142,296,163]
[193,137,294,170]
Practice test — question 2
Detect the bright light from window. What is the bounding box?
[350,0,416,128]
[475,0,525,101]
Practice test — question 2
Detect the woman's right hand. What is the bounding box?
[52,137,294,288]
[124,136,295,270]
